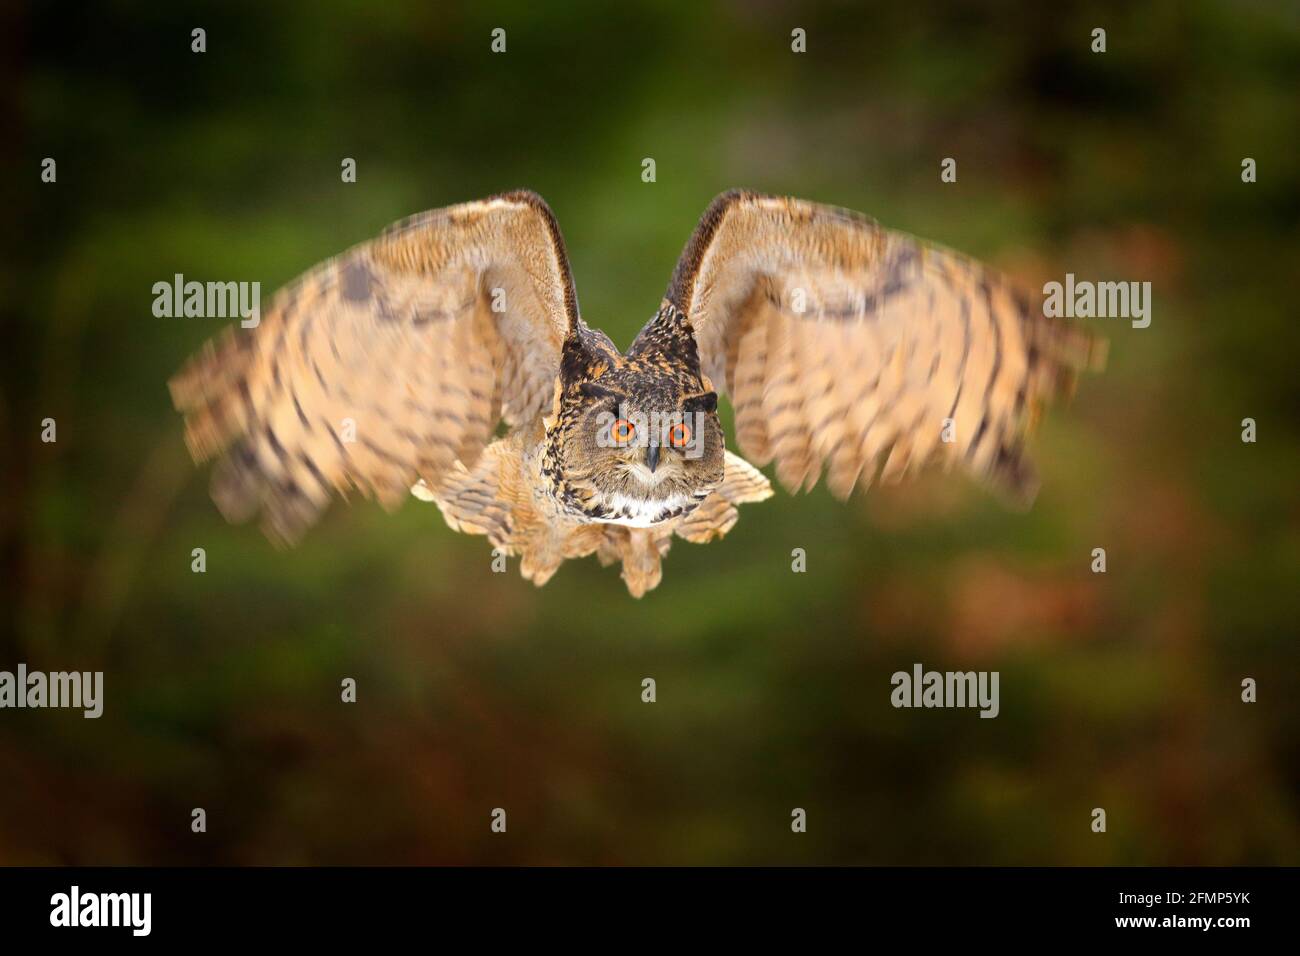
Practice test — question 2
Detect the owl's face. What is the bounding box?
[546,341,726,527]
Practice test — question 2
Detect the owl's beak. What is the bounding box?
[645,444,660,474]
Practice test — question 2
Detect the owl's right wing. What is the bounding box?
[666,190,1104,503]
[169,190,579,544]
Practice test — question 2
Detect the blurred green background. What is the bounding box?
[3,0,1298,864]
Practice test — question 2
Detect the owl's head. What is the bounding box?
[544,304,725,526]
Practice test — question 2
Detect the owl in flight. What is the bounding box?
[171,190,1101,596]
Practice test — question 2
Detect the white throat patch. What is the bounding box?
[591,492,696,527]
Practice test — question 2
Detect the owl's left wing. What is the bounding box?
[170,190,578,544]
[666,190,1103,502]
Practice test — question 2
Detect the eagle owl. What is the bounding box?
[170,190,1101,596]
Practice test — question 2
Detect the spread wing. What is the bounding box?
[666,190,1104,503]
[169,190,579,544]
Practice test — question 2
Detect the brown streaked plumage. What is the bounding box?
[170,189,1102,596]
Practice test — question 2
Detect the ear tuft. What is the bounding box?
[628,301,702,376]
[561,326,620,387]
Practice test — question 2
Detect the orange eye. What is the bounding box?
[610,418,636,445]
[667,423,692,448]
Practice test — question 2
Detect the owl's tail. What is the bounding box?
[616,530,672,598]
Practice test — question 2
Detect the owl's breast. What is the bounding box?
[584,492,706,528]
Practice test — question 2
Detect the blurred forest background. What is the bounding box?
[2,0,1298,864]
